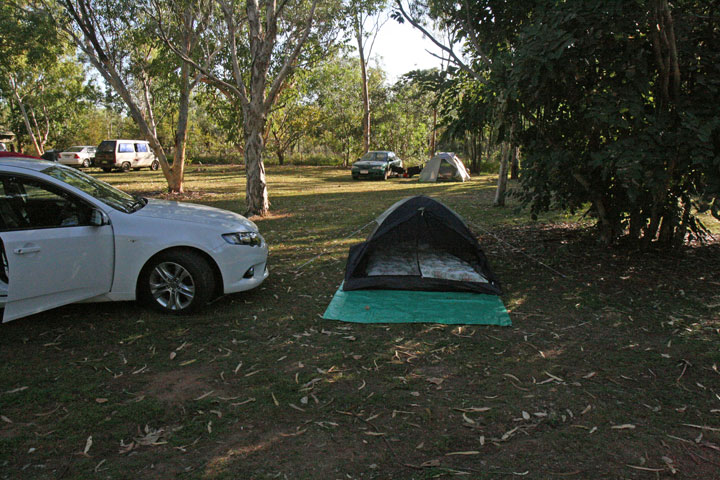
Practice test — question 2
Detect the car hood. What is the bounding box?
[134,199,258,231]
[354,161,387,168]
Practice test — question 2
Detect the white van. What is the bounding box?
[94,140,160,172]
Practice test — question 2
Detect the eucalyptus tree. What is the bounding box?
[308,54,364,166]
[50,0,214,193]
[158,0,340,216]
[342,0,389,154]
[394,0,522,206]
[0,1,91,154]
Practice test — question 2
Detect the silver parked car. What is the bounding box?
[58,146,97,168]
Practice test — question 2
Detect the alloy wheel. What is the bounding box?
[148,261,196,311]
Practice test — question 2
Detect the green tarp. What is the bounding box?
[323,283,511,326]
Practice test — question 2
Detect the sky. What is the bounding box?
[365,17,448,83]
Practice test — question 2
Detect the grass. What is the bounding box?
[1,164,719,479]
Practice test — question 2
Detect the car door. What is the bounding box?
[0,174,114,322]
[134,142,151,167]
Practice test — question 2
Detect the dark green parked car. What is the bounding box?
[351,151,403,180]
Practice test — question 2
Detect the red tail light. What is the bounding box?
[74,154,80,159]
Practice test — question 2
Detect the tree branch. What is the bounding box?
[394,0,482,81]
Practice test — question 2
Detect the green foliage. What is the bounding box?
[0,2,97,152]
[423,0,720,246]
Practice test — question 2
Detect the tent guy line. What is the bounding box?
[467,220,571,280]
[293,220,377,273]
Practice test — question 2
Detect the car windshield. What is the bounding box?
[65,147,84,152]
[359,152,388,162]
[42,165,146,213]
[97,141,116,153]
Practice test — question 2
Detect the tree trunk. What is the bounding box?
[244,103,269,216]
[170,60,193,194]
[494,142,510,206]
[494,121,515,206]
[429,107,437,156]
[356,21,371,154]
[510,146,519,179]
[9,75,43,156]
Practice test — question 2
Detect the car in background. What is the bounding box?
[0,153,269,322]
[351,151,403,180]
[40,149,60,162]
[59,145,97,168]
[94,139,160,172]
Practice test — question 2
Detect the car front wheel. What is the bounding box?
[150,160,159,171]
[138,250,216,314]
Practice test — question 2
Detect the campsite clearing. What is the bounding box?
[0,165,718,479]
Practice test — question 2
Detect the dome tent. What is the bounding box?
[343,196,501,295]
[418,152,471,182]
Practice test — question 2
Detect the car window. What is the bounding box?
[97,141,116,153]
[42,165,139,213]
[66,147,84,152]
[118,143,134,153]
[0,175,93,231]
[135,143,148,153]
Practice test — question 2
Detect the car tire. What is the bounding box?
[150,160,159,171]
[102,168,112,173]
[138,250,216,314]
[82,159,91,168]
[120,162,131,172]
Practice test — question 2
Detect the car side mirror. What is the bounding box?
[90,209,110,226]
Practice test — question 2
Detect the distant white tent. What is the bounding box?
[418,152,471,182]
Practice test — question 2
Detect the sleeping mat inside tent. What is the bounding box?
[323,283,511,325]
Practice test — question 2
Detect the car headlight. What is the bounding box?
[222,231,262,246]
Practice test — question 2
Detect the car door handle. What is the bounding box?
[13,246,41,255]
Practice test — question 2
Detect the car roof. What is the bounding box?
[0,154,59,171]
[101,139,149,142]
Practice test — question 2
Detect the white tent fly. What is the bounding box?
[418,152,471,182]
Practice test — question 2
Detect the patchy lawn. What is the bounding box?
[1,165,718,479]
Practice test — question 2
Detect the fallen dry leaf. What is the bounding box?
[454,407,491,413]
[445,451,480,456]
[5,386,28,394]
[611,424,636,430]
[83,436,93,455]
[95,398,108,404]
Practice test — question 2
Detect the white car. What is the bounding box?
[58,145,97,168]
[0,155,269,322]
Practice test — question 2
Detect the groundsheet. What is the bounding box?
[323,283,511,326]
